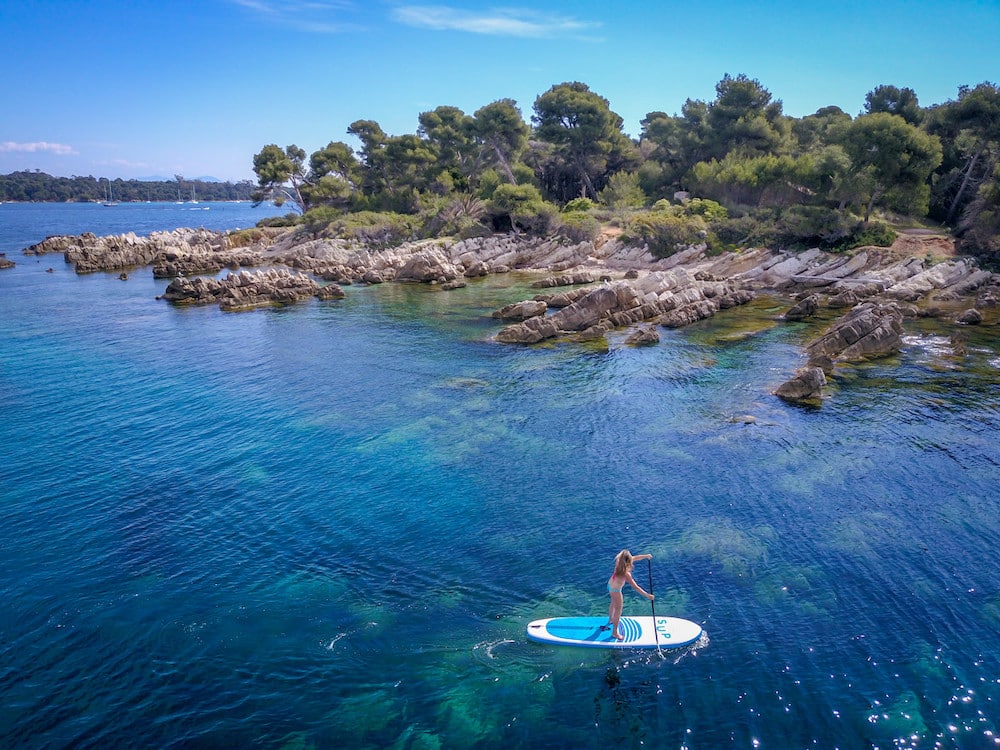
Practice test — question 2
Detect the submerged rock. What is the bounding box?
[775,366,826,403]
[804,302,905,366]
[497,271,755,344]
[827,283,882,308]
[775,302,905,404]
[784,294,819,321]
[531,270,601,288]
[316,283,346,300]
[659,299,720,328]
[956,308,983,325]
[624,325,660,345]
[491,300,547,321]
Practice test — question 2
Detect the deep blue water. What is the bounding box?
[1,202,999,748]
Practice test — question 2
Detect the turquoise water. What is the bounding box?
[1,203,999,748]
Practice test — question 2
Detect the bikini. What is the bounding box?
[608,579,624,593]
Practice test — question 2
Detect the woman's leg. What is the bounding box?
[609,592,624,639]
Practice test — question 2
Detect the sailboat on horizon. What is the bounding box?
[103,179,119,207]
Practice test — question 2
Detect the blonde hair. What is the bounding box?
[613,549,633,577]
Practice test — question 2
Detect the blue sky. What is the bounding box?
[2,0,997,182]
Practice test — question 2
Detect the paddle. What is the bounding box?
[647,558,661,654]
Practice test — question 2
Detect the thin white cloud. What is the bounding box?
[392,5,599,38]
[96,158,152,170]
[0,141,77,155]
[228,0,363,33]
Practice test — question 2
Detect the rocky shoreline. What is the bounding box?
[19,225,1000,404]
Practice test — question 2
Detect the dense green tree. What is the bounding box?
[0,171,254,202]
[309,141,359,184]
[252,144,309,211]
[839,113,942,220]
[688,152,815,207]
[705,74,789,159]
[418,105,475,187]
[472,99,530,186]
[812,144,857,209]
[637,111,686,197]
[238,75,998,251]
[488,183,557,234]
[532,82,637,201]
[304,141,360,209]
[957,161,1000,263]
[864,85,923,125]
[599,171,646,216]
[347,119,390,198]
[792,106,852,152]
[383,134,438,198]
[677,99,712,167]
[636,99,715,199]
[933,83,1000,223]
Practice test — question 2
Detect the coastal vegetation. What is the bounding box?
[0,172,256,203]
[250,76,1000,267]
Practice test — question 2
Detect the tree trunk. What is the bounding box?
[946,145,984,225]
[290,177,308,214]
[494,144,518,185]
[864,186,884,223]
[574,153,598,200]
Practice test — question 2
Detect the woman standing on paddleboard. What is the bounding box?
[608,550,654,640]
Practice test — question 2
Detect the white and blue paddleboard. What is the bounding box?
[526,616,702,649]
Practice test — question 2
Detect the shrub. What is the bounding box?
[649,197,727,221]
[226,228,272,247]
[300,205,344,235]
[517,202,561,236]
[256,213,300,228]
[475,169,503,200]
[621,211,708,258]
[709,214,777,251]
[329,211,419,247]
[562,197,596,213]
[683,198,729,222]
[837,221,898,251]
[431,194,489,237]
[456,222,493,240]
[489,184,560,236]
[598,171,646,213]
[772,205,853,250]
[559,211,601,243]
[706,209,896,254]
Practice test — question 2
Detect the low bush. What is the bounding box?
[226,228,273,247]
[300,205,344,235]
[682,198,729,221]
[559,211,602,243]
[837,221,897,251]
[489,184,561,236]
[621,210,708,258]
[256,213,300,228]
[709,214,776,251]
[772,205,854,250]
[329,211,420,247]
[562,197,596,213]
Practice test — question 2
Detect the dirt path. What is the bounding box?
[890,228,956,260]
